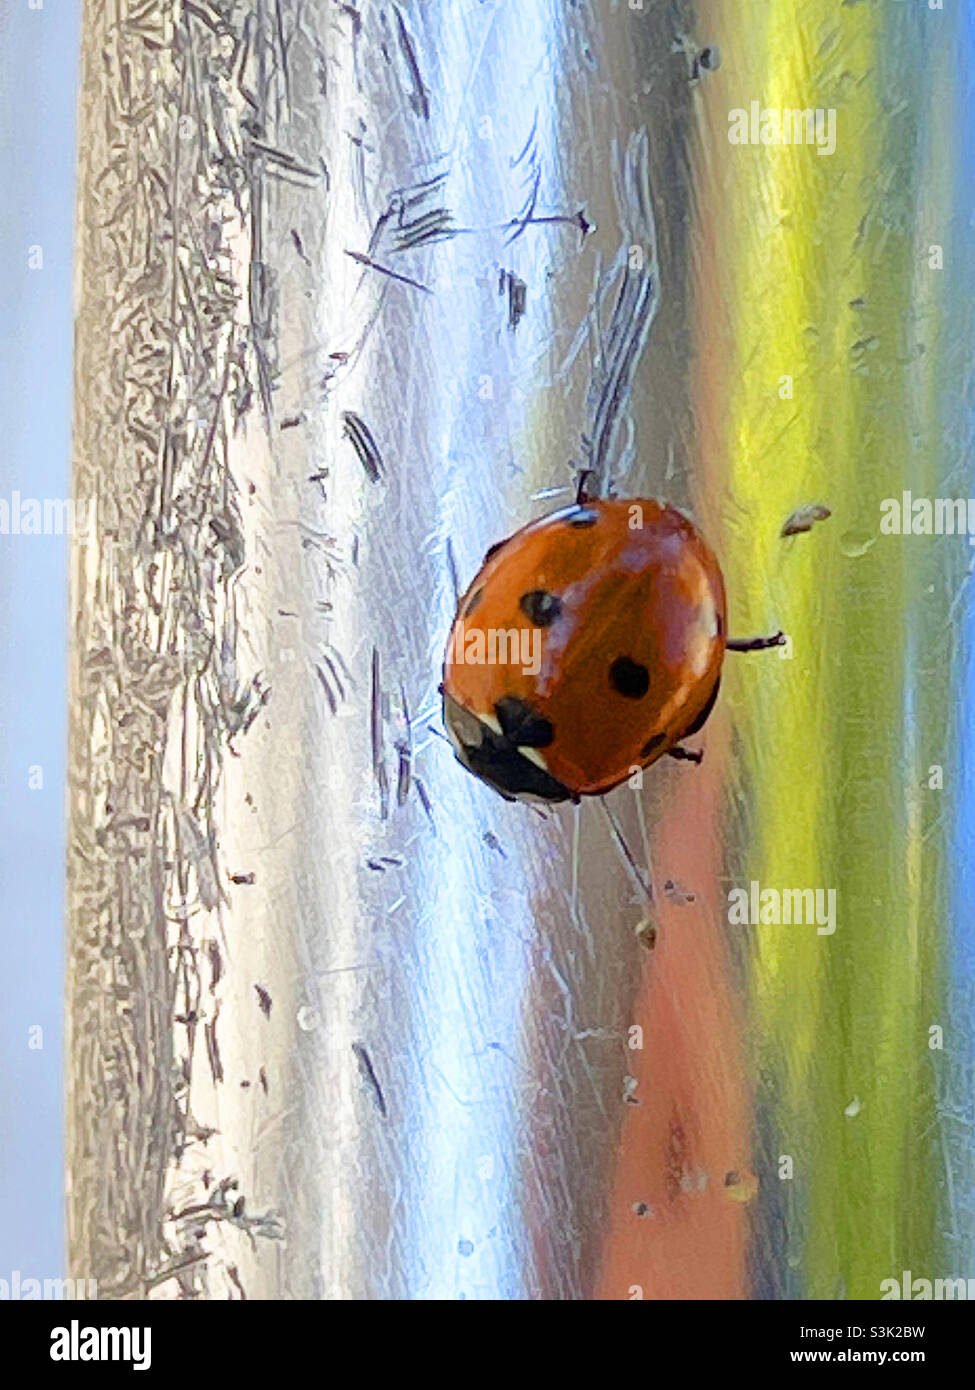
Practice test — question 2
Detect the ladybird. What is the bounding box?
[441,491,782,803]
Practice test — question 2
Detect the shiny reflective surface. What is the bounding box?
[68,0,975,1298]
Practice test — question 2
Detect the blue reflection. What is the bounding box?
[402,0,565,1298]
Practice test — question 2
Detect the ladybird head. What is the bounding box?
[441,690,576,803]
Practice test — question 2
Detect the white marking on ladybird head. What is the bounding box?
[518,746,549,772]
[443,697,484,758]
[479,710,503,736]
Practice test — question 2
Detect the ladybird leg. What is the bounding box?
[667,745,704,764]
[726,630,786,652]
[599,799,655,908]
[575,467,597,505]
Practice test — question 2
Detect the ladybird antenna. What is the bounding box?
[598,798,655,908]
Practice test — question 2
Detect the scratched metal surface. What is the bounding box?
[67,0,975,1299]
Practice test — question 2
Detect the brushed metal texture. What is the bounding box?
[67,0,974,1300]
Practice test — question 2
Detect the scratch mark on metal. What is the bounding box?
[352,1041,388,1118]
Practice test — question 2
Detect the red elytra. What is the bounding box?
[441,496,780,803]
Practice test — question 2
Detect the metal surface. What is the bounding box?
[67,0,975,1298]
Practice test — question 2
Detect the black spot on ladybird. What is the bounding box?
[640,732,666,759]
[610,656,650,699]
[463,586,484,617]
[495,695,554,747]
[519,589,562,626]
